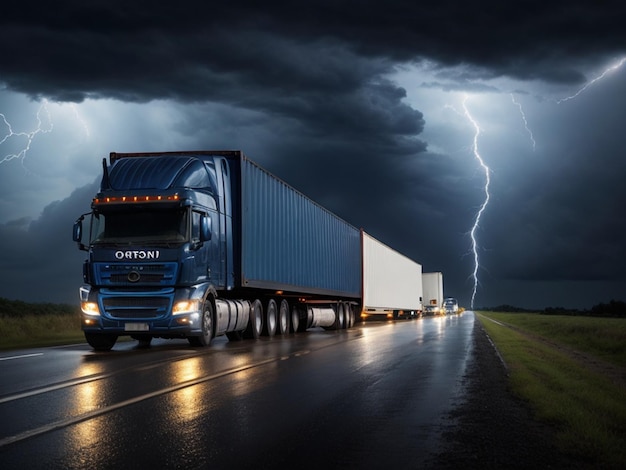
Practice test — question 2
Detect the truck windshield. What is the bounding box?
[91,208,188,245]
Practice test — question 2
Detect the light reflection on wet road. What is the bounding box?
[0,313,475,469]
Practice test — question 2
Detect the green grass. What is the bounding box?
[481,312,626,366]
[0,312,86,349]
[0,298,86,349]
[477,312,626,468]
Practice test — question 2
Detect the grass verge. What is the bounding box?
[476,312,626,468]
[0,312,86,350]
[481,312,626,366]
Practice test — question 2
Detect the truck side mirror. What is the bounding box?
[200,215,212,242]
[72,219,82,242]
[73,215,88,251]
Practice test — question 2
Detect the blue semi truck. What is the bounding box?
[73,150,422,351]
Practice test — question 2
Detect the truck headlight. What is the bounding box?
[81,301,100,316]
[173,299,200,315]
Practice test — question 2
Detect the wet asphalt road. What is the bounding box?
[0,313,474,469]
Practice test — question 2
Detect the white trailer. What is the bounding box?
[360,231,423,320]
[422,272,444,315]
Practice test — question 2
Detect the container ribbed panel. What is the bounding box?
[241,158,361,297]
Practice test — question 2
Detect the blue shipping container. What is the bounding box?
[239,157,361,298]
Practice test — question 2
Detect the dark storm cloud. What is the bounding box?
[1,1,622,170]
[1,0,625,105]
[1,0,625,309]
[0,182,96,303]
[2,5,429,161]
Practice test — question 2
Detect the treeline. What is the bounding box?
[0,297,79,317]
[483,299,626,318]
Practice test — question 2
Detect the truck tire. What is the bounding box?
[262,299,277,337]
[85,332,118,352]
[133,335,153,348]
[290,304,300,333]
[188,300,214,347]
[244,299,263,339]
[277,299,290,335]
[333,303,345,330]
[345,302,354,328]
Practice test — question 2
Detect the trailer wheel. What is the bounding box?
[335,303,345,330]
[85,333,118,352]
[290,304,300,333]
[189,300,214,347]
[244,299,263,339]
[262,299,277,337]
[277,299,290,335]
[345,302,354,328]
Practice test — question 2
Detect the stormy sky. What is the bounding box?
[1,1,625,310]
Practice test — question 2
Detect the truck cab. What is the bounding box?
[73,152,243,351]
[443,297,459,314]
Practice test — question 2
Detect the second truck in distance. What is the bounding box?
[422,272,444,315]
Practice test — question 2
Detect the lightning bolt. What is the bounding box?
[510,93,536,151]
[406,56,624,310]
[461,95,491,309]
[556,57,626,104]
[70,103,90,137]
[459,57,623,307]
[0,99,53,166]
[1,99,90,174]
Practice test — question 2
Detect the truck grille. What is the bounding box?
[94,262,178,286]
[102,296,171,319]
[110,273,165,283]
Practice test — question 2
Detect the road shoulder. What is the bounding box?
[426,316,589,469]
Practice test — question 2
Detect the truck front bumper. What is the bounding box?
[79,284,205,337]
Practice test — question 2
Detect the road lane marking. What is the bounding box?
[0,373,114,404]
[0,356,279,448]
[0,353,43,361]
[0,335,358,447]
[0,351,198,404]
